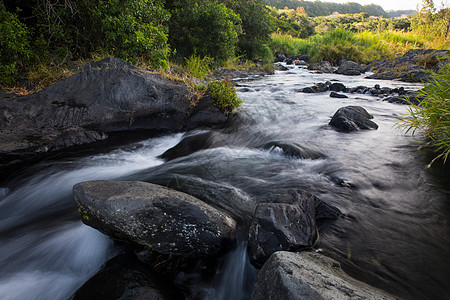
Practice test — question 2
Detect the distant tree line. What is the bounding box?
[263,0,389,17]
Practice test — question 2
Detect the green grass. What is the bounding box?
[270,29,450,65]
[399,62,450,166]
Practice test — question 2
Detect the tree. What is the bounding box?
[167,0,242,62]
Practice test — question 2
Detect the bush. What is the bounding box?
[168,0,242,62]
[0,9,33,84]
[400,62,450,165]
[93,0,170,67]
[207,79,243,113]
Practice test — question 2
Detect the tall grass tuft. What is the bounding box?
[399,62,450,166]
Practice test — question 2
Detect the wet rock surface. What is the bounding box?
[73,252,184,300]
[329,106,378,132]
[251,251,397,300]
[247,190,341,268]
[73,180,237,258]
[0,58,230,168]
[262,141,325,159]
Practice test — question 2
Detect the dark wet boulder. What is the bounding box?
[336,60,365,76]
[1,57,214,167]
[262,141,325,159]
[247,190,341,268]
[329,106,378,132]
[366,71,396,80]
[349,85,370,94]
[73,253,184,300]
[275,53,287,62]
[159,131,227,161]
[186,95,228,130]
[73,180,237,258]
[330,92,348,99]
[329,82,347,92]
[308,61,334,73]
[251,251,397,300]
[301,83,329,93]
[285,58,294,65]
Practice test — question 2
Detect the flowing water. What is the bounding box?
[0,66,449,299]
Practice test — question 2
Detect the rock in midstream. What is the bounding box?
[73,180,237,258]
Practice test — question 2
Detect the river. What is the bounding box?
[0,66,449,299]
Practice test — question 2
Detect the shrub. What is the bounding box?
[399,62,450,166]
[207,79,243,113]
[184,55,212,81]
[0,9,33,85]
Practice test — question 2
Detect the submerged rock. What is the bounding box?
[329,106,378,132]
[73,180,237,258]
[262,141,325,159]
[247,190,341,268]
[251,251,397,300]
[330,91,348,99]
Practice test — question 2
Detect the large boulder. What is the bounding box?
[336,60,365,76]
[0,58,230,167]
[247,190,341,268]
[251,251,397,300]
[329,106,378,132]
[73,180,237,258]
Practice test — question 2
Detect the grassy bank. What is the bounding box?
[270,29,450,64]
[399,62,450,166]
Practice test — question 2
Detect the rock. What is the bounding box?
[0,57,205,167]
[275,53,287,62]
[73,180,237,258]
[247,203,317,268]
[330,92,348,99]
[366,71,396,80]
[262,141,325,159]
[186,95,229,130]
[301,83,329,93]
[329,106,378,132]
[286,58,294,65]
[368,49,450,83]
[294,60,307,66]
[247,190,341,268]
[251,251,397,300]
[274,63,289,71]
[329,82,347,92]
[307,61,334,73]
[73,253,184,300]
[336,60,364,76]
[349,86,370,94]
[159,176,256,224]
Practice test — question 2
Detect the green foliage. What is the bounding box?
[223,0,273,58]
[207,79,243,113]
[93,0,170,67]
[399,62,450,165]
[184,55,212,81]
[0,8,33,84]
[168,0,242,62]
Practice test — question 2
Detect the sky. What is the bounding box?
[324,0,448,11]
